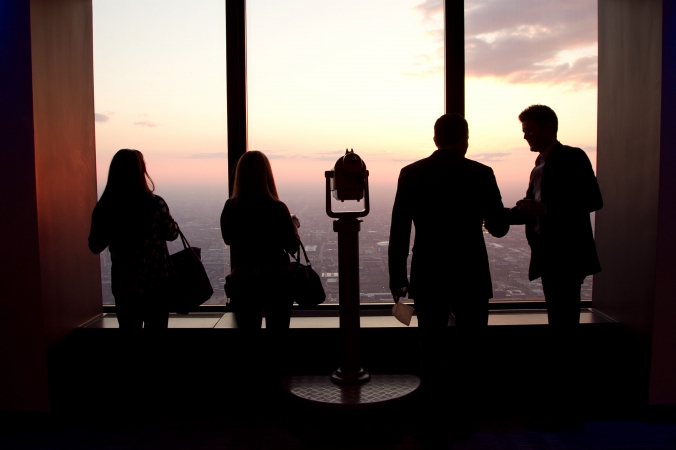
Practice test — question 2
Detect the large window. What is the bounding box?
[464,0,598,300]
[93,0,229,304]
[93,0,598,306]
[248,0,444,303]
[248,0,598,303]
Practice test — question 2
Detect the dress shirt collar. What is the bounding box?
[535,140,558,166]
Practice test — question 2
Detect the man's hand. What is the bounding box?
[391,286,408,303]
[517,199,547,216]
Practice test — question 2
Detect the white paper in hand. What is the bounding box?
[392,302,414,326]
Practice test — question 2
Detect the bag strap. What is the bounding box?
[165,224,191,259]
[289,237,311,266]
[176,225,191,250]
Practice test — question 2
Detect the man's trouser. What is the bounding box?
[413,295,489,418]
[541,273,584,417]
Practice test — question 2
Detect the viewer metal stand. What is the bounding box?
[282,150,419,408]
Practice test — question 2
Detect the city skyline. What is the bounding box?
[98,187,594,305]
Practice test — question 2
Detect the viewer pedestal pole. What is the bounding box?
[331,218,369,384]
[281,156,419,408]
[281,216,419,408]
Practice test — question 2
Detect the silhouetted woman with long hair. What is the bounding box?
[89,149,179,329]
[221,151,299,330]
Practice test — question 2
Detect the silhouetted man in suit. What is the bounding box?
[508,104,602,426]
[388,113,509,437]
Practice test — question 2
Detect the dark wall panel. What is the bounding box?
[595,0,663,345]
[597,0,676,405]
[0,0,100,412]
[650,0,676,405]
[0,0,50,412]
[30,0,101,347]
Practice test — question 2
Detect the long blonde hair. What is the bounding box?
[231,151,280,201]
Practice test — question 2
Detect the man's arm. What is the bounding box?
[506,181,534,224]
[388,170,413,301]
[505,206,528,225]
[545,148,602,217]
[482,167,510,237]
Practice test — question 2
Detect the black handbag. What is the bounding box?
[288,239,326,308]
[223,269,256,300]
[166,227,214,314]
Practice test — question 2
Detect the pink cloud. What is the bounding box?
[412,0,598,88]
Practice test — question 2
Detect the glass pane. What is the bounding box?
[465,0,598,300]
[248,0,444,303]
[93,0,229,305]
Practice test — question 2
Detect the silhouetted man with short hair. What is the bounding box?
[508,104,602,427]
[511,104,602,321]
[388,113,509,439]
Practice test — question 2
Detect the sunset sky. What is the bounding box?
[93,0,597,205]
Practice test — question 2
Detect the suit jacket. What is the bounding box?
[388,149,509,300]
[508,142,602,281]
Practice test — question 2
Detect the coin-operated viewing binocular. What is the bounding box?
[325,149,370,219]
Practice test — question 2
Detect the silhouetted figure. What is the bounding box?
[388,113,509,439]
[89,149,179,329]
[507,104,602,427]
[221,151,299,328]
[221,151,299,393]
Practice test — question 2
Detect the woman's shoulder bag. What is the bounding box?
[166,226,214,314]
[287,239,326,308]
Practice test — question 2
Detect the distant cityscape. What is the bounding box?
[99,187,593,304]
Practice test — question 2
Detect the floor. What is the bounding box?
[2,410,675,449]
[25,309,649,448]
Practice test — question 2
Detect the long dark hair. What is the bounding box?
[100,149,155,203]
[98,149,156,233]
[231,151,280,202]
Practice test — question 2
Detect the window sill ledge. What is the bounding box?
[84,308,612,329]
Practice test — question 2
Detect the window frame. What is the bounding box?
[97,0,595,313]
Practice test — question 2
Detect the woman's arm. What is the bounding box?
[220,199,236,246]
[278,202,300,255]
[156,196,179,242]
[88,203,110,254]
